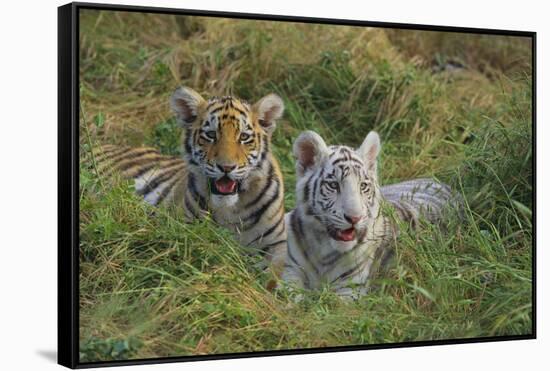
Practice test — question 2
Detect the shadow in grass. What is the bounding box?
[36,350,57,363]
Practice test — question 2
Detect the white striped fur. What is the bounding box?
[282,130,457,298]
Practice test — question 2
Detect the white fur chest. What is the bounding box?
[284,210,391,293]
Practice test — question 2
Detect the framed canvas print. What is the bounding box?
[58,2,536,368]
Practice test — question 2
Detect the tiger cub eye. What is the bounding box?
[326,181,339,191]
[240,133,251,141]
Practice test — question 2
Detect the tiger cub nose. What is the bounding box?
[217,164,237,173]
[344,214,362,225]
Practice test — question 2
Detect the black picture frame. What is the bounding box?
[58,2,537,368]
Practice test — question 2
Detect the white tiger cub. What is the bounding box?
[282,130,456,298]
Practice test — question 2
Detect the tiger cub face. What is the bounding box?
[170,87,284,207]
[293,130,382,252]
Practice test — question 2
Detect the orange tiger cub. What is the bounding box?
[91,87,287,269]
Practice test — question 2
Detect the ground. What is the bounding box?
[78,10,533,362]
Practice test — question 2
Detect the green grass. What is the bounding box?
[78,10,533,362]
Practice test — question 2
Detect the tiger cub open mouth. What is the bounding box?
[332,227,356,242]
[210,176,239,195]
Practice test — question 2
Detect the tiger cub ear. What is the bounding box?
[293,131,329,177]
[357,131,381,174]
[170,87,207,127]
[253,93,285,134]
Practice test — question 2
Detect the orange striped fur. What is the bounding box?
[91,87,287,269]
